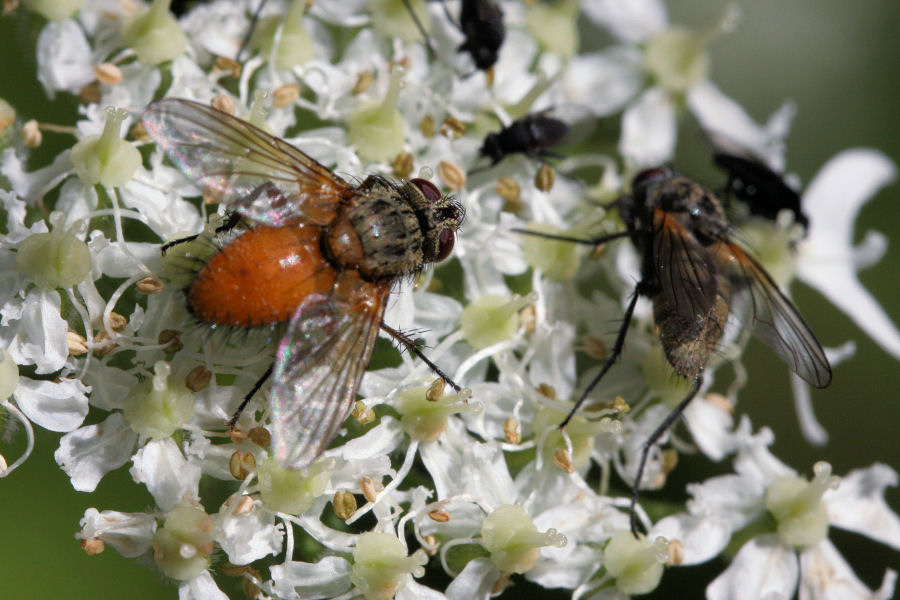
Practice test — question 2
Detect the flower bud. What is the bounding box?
[766,461,839,548]
[461,293,537,350]
[274,0,314,69]
[397,382,474,442]
[348,67,405,162]
[350,532,427,600]
[152,503,215,581]
[257,456,331,514]
[23,0,84,20]
[533,404,620,471]
[604,531,668,595]
[71,106,141,186]
[525,0,579,58]
[121,0,187,65]
[370,0,429,42]
[481,504,565,574]
[123,361,194,439]
[16,212,91,289]
[519,223,582,281]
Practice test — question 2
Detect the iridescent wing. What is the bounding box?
[142,98,350,226]
[269,283,389,468]
[650,208,720,321]
[716,240,832,388]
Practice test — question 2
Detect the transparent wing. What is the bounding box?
[269,284,389,468]
[718,241,832,388]
[651,208,720,321]
[142,98,350,226]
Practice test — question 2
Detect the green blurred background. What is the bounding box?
[1,1,898,598]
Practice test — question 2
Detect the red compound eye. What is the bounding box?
[436,229,455,262]
[411,178,442,202]
[632,167,671,190]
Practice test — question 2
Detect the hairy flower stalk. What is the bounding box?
[2,1,899,599]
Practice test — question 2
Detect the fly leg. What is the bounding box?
[160,211,242,255]
[380,323,462,393]
[227,365,274,429]
[561,280,644,427]
[629,376,702,537]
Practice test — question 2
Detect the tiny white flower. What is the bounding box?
[796,149,900,359]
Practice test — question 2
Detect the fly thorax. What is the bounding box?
[325,182,424,281]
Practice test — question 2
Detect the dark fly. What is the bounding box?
[402,0,505,73]
[477,106,592,169]
[707,131,809,228]
[516,167,831,534]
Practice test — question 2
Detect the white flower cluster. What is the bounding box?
[1,0,899,599]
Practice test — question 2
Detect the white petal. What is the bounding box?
[130,438,202,511]
[799,540,897,600]
[179,0,246,59]
[77,507,156,558]
[619,88,676,168]
[582,0,668,43]
[178,571,228,600]
[55,412,138,491]
[527,320,576,400]
[706,535,798,600]
[445,557,499,600]
[397,579,448,600]
[81,361,139,411]
[796,150,900,359]
[825,463,900,550]
[119,176,204,242]
[14,376,88,432]
[0,147,72,206]
[420,435,515,505]
[269,557,353,600]
[652,513,731,565]
[563,48,643,116]
[334,416,404,462]
[687,81,793,170]
[6,290,69,374]
[789,373,828,447]
[215,496,283,564]
[683,393,736,461]
[36,20,94,96]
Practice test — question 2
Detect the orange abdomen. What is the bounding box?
[188,226,337,327]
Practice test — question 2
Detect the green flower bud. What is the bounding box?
[22,0,84,21]
[533,404,620,471]
[16,212,92,289]
[275,0,314,69]
[481,504,565,574]
[397,382,475,442]
[350,532,427,600]
[348,67,406,162]
[121,0,187,65]
[526,0,579,58]
[71,106,141,186]
[766,461,839,549]
[519,224,582,281]
[370,0,429,43]
[123,361,194,439]
[461,293,537,350]
[258,455,331,514]
[152,503,215,581]
[644,7,739,96]
[604,531,668,595]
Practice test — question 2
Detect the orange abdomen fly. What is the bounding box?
[187,225,336,328]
